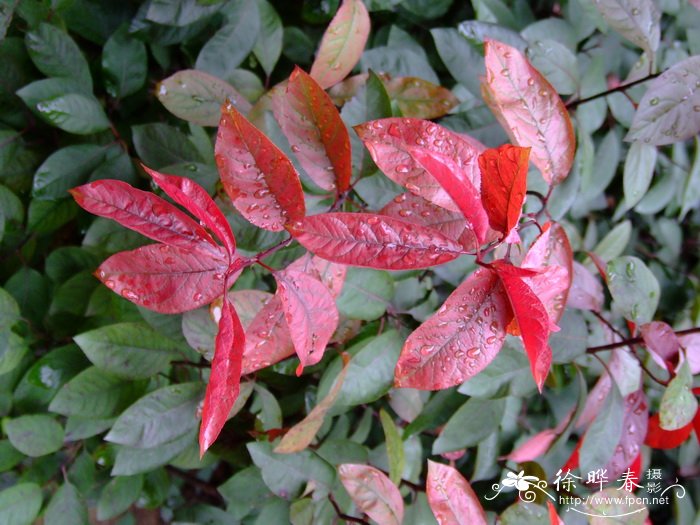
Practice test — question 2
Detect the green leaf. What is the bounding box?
[44,481,89,525]
[404,389,465,437]
[34,93,110,135]
[111,429,196,476]
[218,466,274,520]
[500,502,548,525]
[145,0,221,26]
[64,416,116,441]
[105,382,204,448]
[195,0,260,79]
[606,256,660,324]
[579,383,624,476]
[131,123,202,168]
[25,23,91,88]
[252,0,282,77]
[49,366,145,418]
[4,266,50,327]
[680,137,700,219]
[16,77,91,111]
[458,20,527,50]
[660,361,697,430]
[379,409,404,486]
[45,247,99,283]
[74,322,183,379]
[623,142,657,209]
[247,441,336,498]
[0,286,20,331]
[27,198,78,234]
[96,474,143,521]
[432,397,506,454]
[592,220,632,262]
[0,440,25,472]
[102,26,147,98]
[32,145,107,200]
[0,331,29,376]
[0,483,43,525]
[3,414,64,457]
[431,28,483,96]
[336,268,394,321]
[525,38,579,94]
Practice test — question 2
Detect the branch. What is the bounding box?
[586,326,700,353]
[327,493,370,524]
[165,466,224,504]
[565,72,661,109]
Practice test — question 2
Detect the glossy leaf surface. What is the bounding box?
[592,0,660,56]
[382,76,459,119]
[568,261,604,311]
[241,295,295,374]
[481,39,575,185]
[338,464,404,525]
[426,460,488,525]
[216,103,305,231]
[395,268,509,389]
[273,67,351,192]
[290,212,463,270]
[309,0,370,89]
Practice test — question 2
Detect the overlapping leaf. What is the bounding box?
[273,67,351,192]
[338,464,404,525]
[275,269,339,375]
[481,39,575,185]
[382,76,459,119]
[309,0,370,89]
[567,261,604,311]
[200,296,245,454]
[592,0,660,57]
[395,268,509,390]
[216,103,305,231]
[355,118,485,212]
[95,243,228,314]
[241,295,295,374]
[290,212,464,270]
[640,321,680,371]
[426,461,488,525]
[645,412,694,449]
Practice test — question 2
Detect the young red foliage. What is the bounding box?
[70,180,219,255]
[95,243,228,314]
[394,268,509,389]
[145,167,236,257]
[215,102,305,231]
[547,501,564,525]
[568,261,604,311]
[273,67,351,193]
[354,118,484,212]
[289,212,464,270]
[640,321,681,371]
[478,144,530,241]
[275,269,339,375]
[645,413,693,449]
[409,148,490,245]
[199,296,245,454]
[426,460,488,525]
[490,260,558,391]
[241,295,295,374]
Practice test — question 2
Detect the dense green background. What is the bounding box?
[0,0,699,523]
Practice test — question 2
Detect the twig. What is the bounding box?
[565,72,662,109]
[327,493,370,524]
[586,326,700,353]
[165,466,224,504]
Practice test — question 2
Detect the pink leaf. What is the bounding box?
[242,295,295,374]
[275,269,339,374]
[289,212,464,270]
[679,333,700,374]
[273,67,351,193]
[567,261,604,311]
[481,39,575,185]
[505,429,558,463]
[309,0,370,89]
[287,254,347,299]
[215,103,305,232]
[354,118,485,212]
[70,180,219,255]
[491,260,557,392]
[409,148,490,245]
[145,167,236,257]
[380,192,478,251]
[394,268,509,390]
[95,243,228,314]
[547,501,564,525]
[640,321,680,371]
[426,460,488,525]
[199,296,245,455]
[338,464,404,525]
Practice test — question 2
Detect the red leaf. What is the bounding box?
[567,261,604,311]
[199,297,245,455]
[70,180,219,255]
[505,429,557,463]
[275,269,339,375]
[380,192,478,252]
[354,118,485,213]
[381,76,459,119]
[645,413,693,449]
[145,167,236,257]
[491,260,557,391]
[640,321,680,371]
[273,67,351,193]
[287,254,347,298]
[96,243,228,314]
[394,268,509,389]
[478,144,529,241]
[481,39,575,185]
[289,212,463,270]
[547,501,564,525]
[216,103,305,232]
[338,464,404,525]
[241,295,295,374]
[309,0,370,89]
[561,438,581,471]
[521,222,573,324]
[409,148,490,245]
[426,460,488,525]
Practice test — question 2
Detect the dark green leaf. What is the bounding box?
[25,23,91,87]
[432,397,506,453]
[131,123,202,168]
[0,483,43,525]
[111,429,196,476]
[3,414,64,457]
[252,0,282,77]
[44,481,89,525]
[34,93,110,134]
[336,268,394,321]
[102,26,147,98]
[96,474,143,521]
[579,383,624,475]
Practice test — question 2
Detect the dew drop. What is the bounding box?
[291,145,301,152]
[466,347,481,358]
[486,336,497,344]
[649,97,659,106]
[501,68,510,77]
[394,194,407,203]
[121,289,138,301]
[406,183,420,194]
[527,78,535,86]
[104,280,116,289]
[193,292,203,302]
[395,164,410,174]
[367,216,380,225]
[388,123,401,137]
[164,257,175,265]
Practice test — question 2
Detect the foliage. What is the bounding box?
[1,0,700,524]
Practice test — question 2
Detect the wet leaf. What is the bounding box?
[606,256,660,324]
[567,261,604,311]
[592,0,660,56]
[382,76,458,119]
[660,361,697,430]
[338,464,404,525]
[426,461,487,525]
